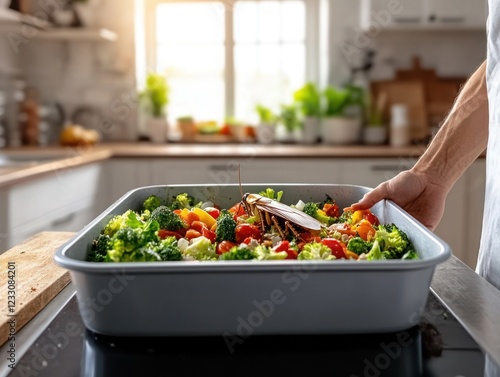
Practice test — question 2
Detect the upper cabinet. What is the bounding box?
[361,0,488,31]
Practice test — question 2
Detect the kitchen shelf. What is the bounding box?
[0,7,50,28]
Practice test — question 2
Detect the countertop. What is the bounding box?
[0,143,428,188]
[0,232,499,376]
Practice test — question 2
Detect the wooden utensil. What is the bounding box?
[0,232,74,346]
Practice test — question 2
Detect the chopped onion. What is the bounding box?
[271,236,282,246]
[201,201,214,209]
[178,238,189,252]
[295,200,306,212]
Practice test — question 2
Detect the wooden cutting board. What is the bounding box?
[371,80,429,140]
[0,232,75,346]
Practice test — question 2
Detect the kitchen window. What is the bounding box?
[140,0,323,124]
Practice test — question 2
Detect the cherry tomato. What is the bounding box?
[235,224,262,244]
[205,208,221,220]
[173,209,182,216]
[185,229,202,240]
[228,203,246,218]
[243,237,254,244]
[363,211,380,226]
[216,240,237,255]
[323,203,340,218]
[321,238,347,259]
[158,229,182,240]
[190,220,208,233]
[202,228,216,243]
[273,240,290,252]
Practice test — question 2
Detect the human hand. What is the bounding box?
[350,170,449,231]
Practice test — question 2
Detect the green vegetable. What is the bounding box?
[375,223,414,259]
[151,236,183,261]
[298,242,335,260]
[253,245,287,260]
[107,220,161,262]
[220,246,255,260]
[293,82,321,117]
[365,239,384,261]
[103,210,144,237]
[150,206,185,231]
[88,234,110,262]
[402,249,418,260]
[347,237,373,255]
[215,210,237,243]
[259,188,283,202]
[337,209,354,225]
[169,193,201,210]
[184,236,217,261]
[143,195,161,212]
[302,202,333,225]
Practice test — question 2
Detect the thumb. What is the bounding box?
[350,184,389,211]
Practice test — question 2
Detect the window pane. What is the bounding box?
[234,2,258,43]
[281,1,305,42]
[258,1,281,42]
[155,2,225,122]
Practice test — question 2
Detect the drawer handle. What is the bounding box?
[370,165,406,172]
[52,212,77,227]
[394,17,420,23]
[209,164,238,172]
[439,17,465,23]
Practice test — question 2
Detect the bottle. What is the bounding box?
[390,104,410,147]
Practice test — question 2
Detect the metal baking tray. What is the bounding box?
[55,184,451,337]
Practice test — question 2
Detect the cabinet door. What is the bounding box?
[108,159,153,203]
[361,0,423,29]
[426,0,487,28]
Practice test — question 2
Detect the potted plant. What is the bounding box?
[141,73,169,143]
[177,116,196,142]
[276,104,302,143]
[363,92,388,145]
[255,104,277,144]
[293,82,321,144]
[321,85,363,145]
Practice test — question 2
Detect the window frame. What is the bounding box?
[143,0,322,119]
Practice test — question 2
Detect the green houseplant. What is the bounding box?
[277,104,302,143]
[141,73,170,143]
[321,85,363,145]
[362,91,387,145]
[255,104,277,144]
[293,82,321,144]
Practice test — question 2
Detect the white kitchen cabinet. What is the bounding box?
[361,0,487,30]
[0,162,105,253]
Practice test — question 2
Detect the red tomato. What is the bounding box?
[206,208,221,220]
[323,203,340,218]
[299,233,321,243]
[228,203,246,218]
[235,224,262,244]
[285,249,298,259]
[321,238,347,259]
[216,240,237,255]
[243,237,254,244]
[273,240,290,252]
[158,229,182,240]
[363,211,380,226]
[202,228,216,243]
[185,229,202,240]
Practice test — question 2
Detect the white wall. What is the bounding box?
[328,0,487,85]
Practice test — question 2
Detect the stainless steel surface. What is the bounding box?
[431,255,500,367]
[0,284,76,377]
[55,184,450,337]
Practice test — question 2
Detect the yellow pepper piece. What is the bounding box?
[192,207,217,228]
[180,208,190,221]
[351,210,365,225]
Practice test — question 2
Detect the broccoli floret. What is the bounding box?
[184,236,217,261]
[103,210,144,237]
[170,193,202,210]
[365,239,385,261]
[259,188,283,202]
[375,223,414,259]
[298,242,335,260]
[143,195,161,212]
[347,237,373,255]
[303,202,332,225]
[88,234,110,262]
[337,209,354,224]
[402,249,419,260]
[152,236,183,261]
[107,227,161,262]
[141,209,151,222]
[215,210,237,243]
[253,245,287,260]
[150,206,185,231]
[220,246,255,260]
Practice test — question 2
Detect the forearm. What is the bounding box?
[412,61,489,191]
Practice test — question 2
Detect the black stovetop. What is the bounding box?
[9,293,486,377]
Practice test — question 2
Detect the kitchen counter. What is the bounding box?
[0,143,428,187]
[0,232,499,376]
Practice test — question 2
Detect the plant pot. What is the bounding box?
[363,125,387,145]
[256,123,276,144]
[302,116,320,144]
[321,117,362,145]
[178,120,196,142]
[275,124,301,143]
[229,125,248,142]
[147,117,168,143]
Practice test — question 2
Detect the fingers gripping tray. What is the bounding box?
[55,184,451,337]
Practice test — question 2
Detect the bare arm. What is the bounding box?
[352,61,489,230]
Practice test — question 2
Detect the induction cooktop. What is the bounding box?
[8,293,487,377]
